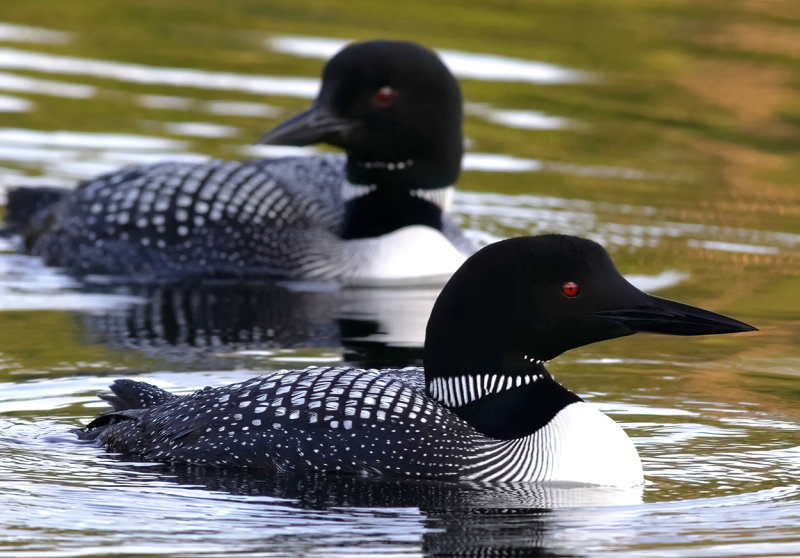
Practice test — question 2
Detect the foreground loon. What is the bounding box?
[78,235,755,486]
[4,40,472,284]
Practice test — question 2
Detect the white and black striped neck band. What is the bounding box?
[427,372,548,408]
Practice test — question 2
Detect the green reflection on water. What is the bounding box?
[0,1,798,555]
[2,0,799,213]
[0,310,159,379]
[0,0,796,415]
[0,0,797,487]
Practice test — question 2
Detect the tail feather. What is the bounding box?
[2,187,68,247]
[4,186,67,227]
[76,379,179,441]
[100,379,179,411]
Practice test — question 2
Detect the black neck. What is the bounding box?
[339,133,461,240]
[340,188,445,239]
[442,367,581,440]
[347,154,460,190]
[423,291,582,440]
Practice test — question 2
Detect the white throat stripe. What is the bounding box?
[410,187,453,212]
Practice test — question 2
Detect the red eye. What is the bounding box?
[373,86,396,108]
[562,281,580,297]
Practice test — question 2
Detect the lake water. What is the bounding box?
[0,1,798,556]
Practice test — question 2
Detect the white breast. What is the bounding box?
[534,402,644,486]
[340,225,467,286]
[464,402,644,487]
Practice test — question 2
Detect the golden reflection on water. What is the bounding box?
[0,1,798,556]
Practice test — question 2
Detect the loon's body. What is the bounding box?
[23,155,469,282]
[4,40,473,284]
[80,235,755,487]
[88,368,639,485]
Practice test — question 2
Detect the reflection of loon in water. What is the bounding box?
[163,459,642,508]
[106,460,642,557]
[81,281,439,367]
[77,268,691,369]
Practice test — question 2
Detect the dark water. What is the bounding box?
[1,1,799,556]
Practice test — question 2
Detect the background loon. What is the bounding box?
[3,40,473,284]
[78,235,755,487]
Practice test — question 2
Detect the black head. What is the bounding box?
[260,40,463,190]
[424,234,756,379]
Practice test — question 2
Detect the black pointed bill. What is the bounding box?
[592,294,756,336]
[258,105,356,147]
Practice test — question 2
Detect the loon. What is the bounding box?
[3,40,472,284]
[78,235,755,486]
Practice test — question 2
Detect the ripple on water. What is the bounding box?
[0,94,33,113]
[0,71,96,98]
[3,414,797,557]
[0,13,796,557]
[0,355,797,557]
[266,34,591,84]
[0,252,142,313]
[453,190,797,255]
[0,47,321,98]
[2,409,648,557]
[0,22,71,44]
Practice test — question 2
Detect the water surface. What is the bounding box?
[1,1,799,556]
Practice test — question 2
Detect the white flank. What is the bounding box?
[342,226,467,285]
